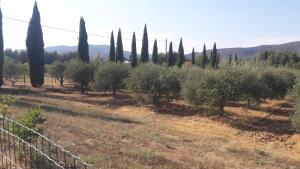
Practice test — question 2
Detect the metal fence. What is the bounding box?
[0,116,93,169]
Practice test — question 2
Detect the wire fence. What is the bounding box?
[0,116,93,169]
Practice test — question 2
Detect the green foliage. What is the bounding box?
[65,59,94,93]
[259,68,296,99]
[116,29,124,63]
[292,82,300,133]
[3,58,23,86]
[78,17,89,63]
[47,61,66,86]
[211,43,218,68]
[127,64,181,104]
[0,95,16,117]
[93,63,130,97]
[257,51,300,67]
[109,31,116,62]
[167,42,176,66]
[202,44,209,67]
[131,32,138,67]
[0,8,3,87]
[13,106,44,142]
[177,38,185,68]
[182,65,296,115]
[26,2,44,88]
[141,25,149,62]
[191,48,195,65]
[152,39,159,64]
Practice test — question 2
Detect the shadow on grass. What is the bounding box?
[0,87,38,95]
[14,99,141,125]
[150,102,203,117]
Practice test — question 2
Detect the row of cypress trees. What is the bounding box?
[108,25,191,68]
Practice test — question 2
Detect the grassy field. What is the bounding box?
[1,78,300,169]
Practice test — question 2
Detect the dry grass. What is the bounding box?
[1,79,300,169]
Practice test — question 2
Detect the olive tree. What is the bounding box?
[127,63,181,104]
[64,59,93,93]
[3,58,23,86]
[93,63,130,98]
[47,61,66,87]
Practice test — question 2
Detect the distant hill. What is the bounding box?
[45,45,131,60]
[45,41,300,60]
[187,41,300,59]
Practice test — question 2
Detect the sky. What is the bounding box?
[1,0,300,53]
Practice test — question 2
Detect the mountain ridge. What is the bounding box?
[45,41,300,60]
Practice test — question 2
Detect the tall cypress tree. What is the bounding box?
[109,31,116,62]
[228,54,232,65]
[26,2,44,87]
[167,42,175,66]
[211,43,218,68]
[141,24,149,62]
[131,32,137,67]
[191,48,195,65]
[152,39,158,64]
[234,53,238,63]
[0,8,3,87]
[116,28,124,63]
[202,44,208,66]
[177,38,185,68]
[78,17,89,63]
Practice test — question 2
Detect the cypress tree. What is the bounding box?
[228,54,232,65]
[116,28,124,63]
[191,48,195,65]
[152,39,158,64]
[109,31,116,62]
[202,44,208,66]
[78,17,89,62]
[26,2,44,87]
[211,43,218,68]
[167,42,175,66]
[141,24,149,62]
[177,38,185,68]
[234,53,238,63]
[0,8,3,87]
[131,32,137,67]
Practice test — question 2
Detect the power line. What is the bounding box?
[3,16,165,42]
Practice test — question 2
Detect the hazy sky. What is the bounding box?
[1,0,300,53]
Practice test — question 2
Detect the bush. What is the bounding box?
[127,64,181,104]
[64,59,94,93]
[93,63,130,97]
[13,106,44,142]
[292,82,300,133]
[0,95,16,117]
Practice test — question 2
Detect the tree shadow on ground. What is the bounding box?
[14,99,141,125]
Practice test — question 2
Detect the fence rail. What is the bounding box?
[0,116,93,169]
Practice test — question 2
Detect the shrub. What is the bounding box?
[127,64,181,104]
[64,59,94,93]
[13,106,44,142]
[291,81,300,133]
[0,95,16,117]
[93,63,130,97]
